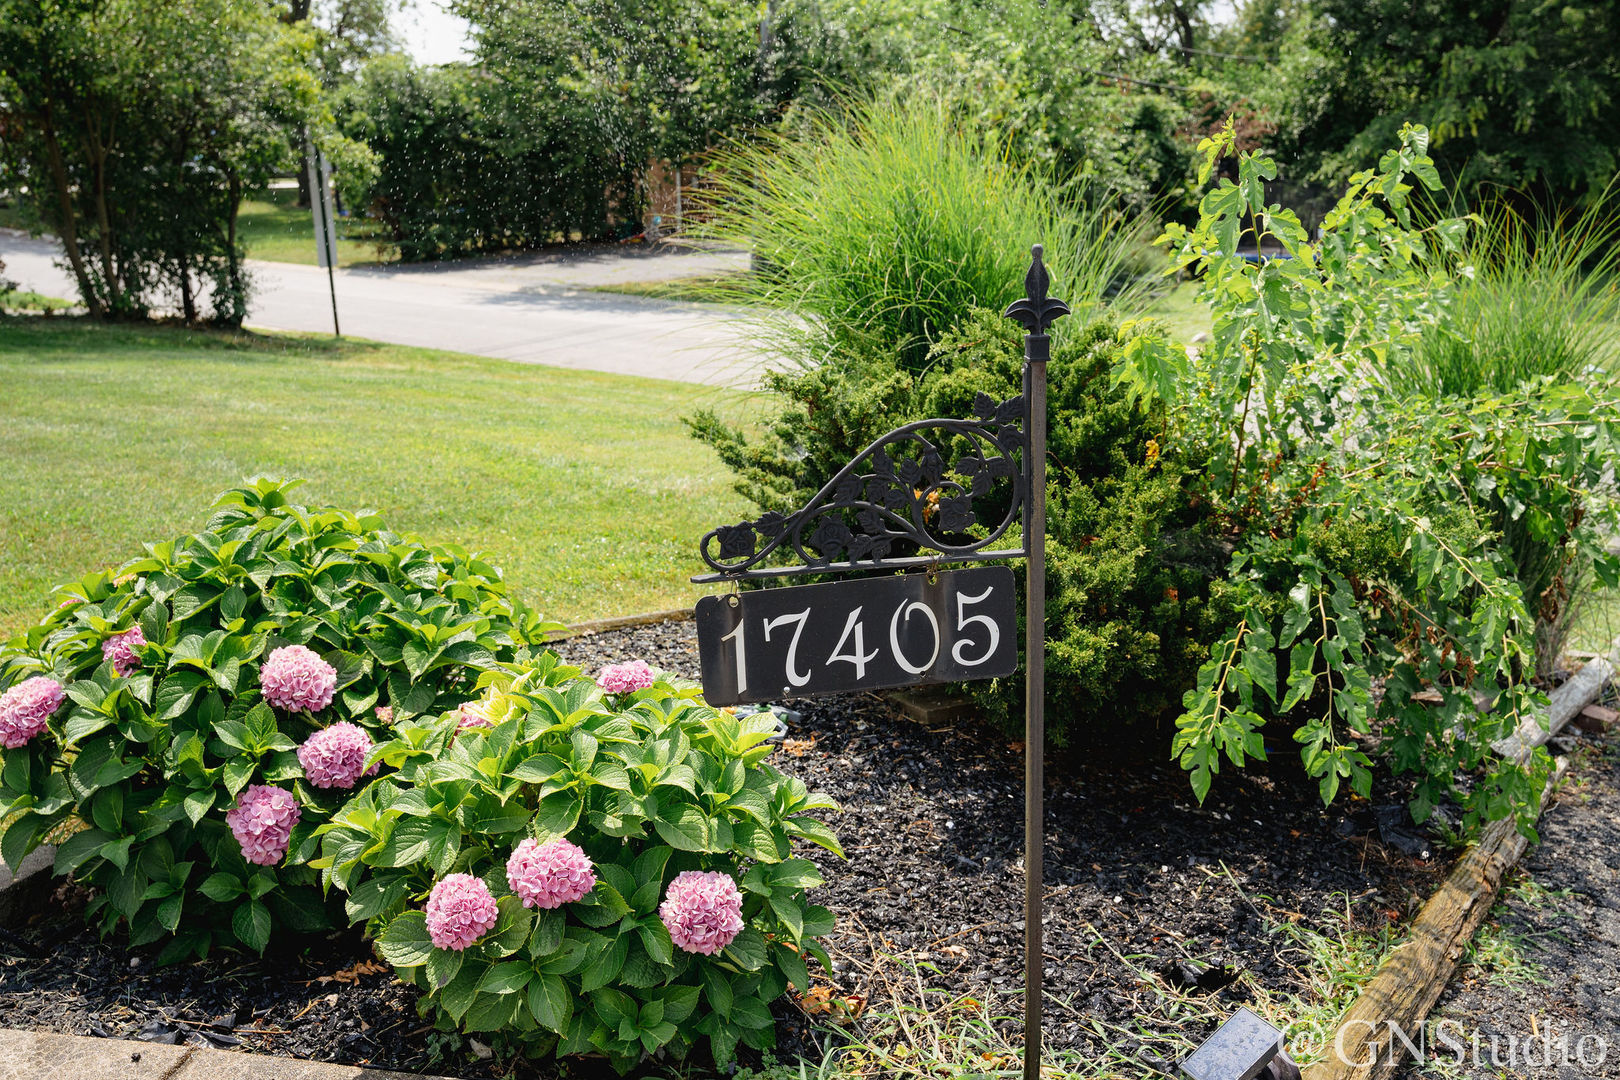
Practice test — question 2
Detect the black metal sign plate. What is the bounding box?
[695,566,1017,707]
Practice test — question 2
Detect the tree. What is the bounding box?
[0,0,324,324]
[1286,0,1619,202]
[453,0,763,232]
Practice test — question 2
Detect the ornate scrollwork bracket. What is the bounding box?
[692,391,1029,582]
[692,244,1067,583]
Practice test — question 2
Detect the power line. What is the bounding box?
[1078,66,1197,93]
[1170,43,1271,63]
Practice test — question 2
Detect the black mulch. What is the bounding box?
[7,618,1591,1078]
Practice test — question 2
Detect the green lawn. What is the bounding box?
[0,319,754,639]
[1,290,74,313]
[1141,279,1212,343]
[237,186,393,267]
[589,275,753,304]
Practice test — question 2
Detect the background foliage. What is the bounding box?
[0,0,340,323]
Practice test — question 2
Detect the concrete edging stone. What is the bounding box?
[0,1029,462,1080]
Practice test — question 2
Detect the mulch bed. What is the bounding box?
[5,619,1598,1078]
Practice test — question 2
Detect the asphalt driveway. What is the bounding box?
[0,234,763,388]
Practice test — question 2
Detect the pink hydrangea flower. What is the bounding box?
[0,676,65,749]
[599,660,656,694]
[456,701,494,731]
[101,626,147,677]
[297,722,378,789]
[260,645,337,713]
[225,785,301,866]
[506,838,596,910]
[374,705,394,724]
[660,870,745,956]
[425,873,499,951]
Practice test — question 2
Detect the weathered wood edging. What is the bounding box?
[1304,640,1618,1080]
[549,607,695,642]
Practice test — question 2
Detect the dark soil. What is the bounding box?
[4,619,1597,1079]
[1401,727,1620,1079]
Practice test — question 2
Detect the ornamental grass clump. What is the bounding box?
[319,654,841,1072]
[0,477,560,962]
[1388,196,1620,675]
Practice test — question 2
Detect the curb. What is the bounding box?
[0,1029,462,1080]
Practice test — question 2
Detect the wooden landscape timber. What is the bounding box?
[548,607,695,641]
[1305,639,1619,1080]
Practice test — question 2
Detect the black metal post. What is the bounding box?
[1024,330,1046,1080]
[1004,244,1068,1080]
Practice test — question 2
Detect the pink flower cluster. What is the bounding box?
[260,645,337,713]
[659,870,745,956]
[599,660,656,694]
[101,626,146,677]
[374,705,394,724]
[425,873,499,951]
[226,785,301,866]
[506,838,596,910]
[297,722,378,789]
[0,676,64,749]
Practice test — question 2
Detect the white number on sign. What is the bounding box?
[889,600,941,674]
[763,609,813,687]
[720,619,747,695]
[951,585,1001,667]
[828,606,880,680]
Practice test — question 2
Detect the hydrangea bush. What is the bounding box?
[0,478,559,961]
[317,655,841,1071]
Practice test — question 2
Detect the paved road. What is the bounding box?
[0,234,765,387]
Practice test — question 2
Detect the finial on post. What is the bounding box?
[1003,244,1071,342]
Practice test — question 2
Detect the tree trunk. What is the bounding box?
[224,171,246,327]
[1172,2,1195,61]
[38,111,102,318]
[84,115,123,315]
[178,262,196,324]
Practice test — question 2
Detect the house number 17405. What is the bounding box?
[694,566,1018,706]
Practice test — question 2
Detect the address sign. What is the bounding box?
[694,566,1017,706]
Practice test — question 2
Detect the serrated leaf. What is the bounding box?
[199,872,245,902]
[232,899,272,952]
[376,910,434,967]
[653,802,708,851]
[424,946,464,990]
[722,926,766,971]
[527,973,573,1033]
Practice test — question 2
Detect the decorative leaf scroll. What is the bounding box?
[697,395,1028,579]
[1002,243,1071,336]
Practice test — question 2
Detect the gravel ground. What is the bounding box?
[4,620,1605,1079]
[1400,731,1620,1080]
